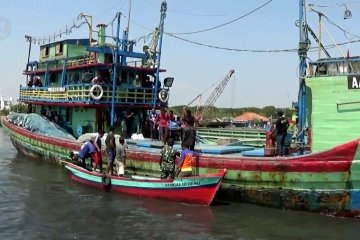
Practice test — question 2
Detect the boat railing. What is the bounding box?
[196,127,266,147]
[36,56,92,70]
[19,84,156,105]
[308,57,360,77]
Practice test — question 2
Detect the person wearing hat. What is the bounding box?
[159,138,179,179]
[274,110,289,156]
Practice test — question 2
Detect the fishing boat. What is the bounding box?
[64,162,226,206]
[2,0,360,217]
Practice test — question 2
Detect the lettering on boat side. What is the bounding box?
[48,87,66,92]
[165,181,200,187]
[348,76,360,89]
[0,17,11,40]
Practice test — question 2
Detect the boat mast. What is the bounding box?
[153,1,167,109]
[25,35,32,82]
[111,12,121,126]
[126,0,132,40]
[297,0,309,152]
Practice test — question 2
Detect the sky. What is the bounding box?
[1,0,360,108]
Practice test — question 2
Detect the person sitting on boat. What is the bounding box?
[159,138,180,180]
[176,143,194,178]
[105,126,116,175]
[27,76,34,87]
[93,129,105,172]
[91,76,99,85]
[273,110,290,156]
[115,137,126,176]
[70,139,98,169]
[33,76,43,87]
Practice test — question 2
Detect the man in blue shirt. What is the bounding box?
[71,139,97,169]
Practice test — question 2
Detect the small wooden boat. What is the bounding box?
[64,162,226,206]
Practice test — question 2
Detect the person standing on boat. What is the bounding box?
[181,118,196,151]
[149,109,158,140]
[93,129,105,172]
[182,107,195,127]
[176,143,194,178]
[169,110,176,122]
[105,126,116,175]
[115,137,126,176]
[274,110,289,156]
[159,138,179,180]
[156,107,170,145]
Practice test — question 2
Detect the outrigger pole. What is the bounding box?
[153,1,167,109]
[111,12,121,126]
[297,0,309,153]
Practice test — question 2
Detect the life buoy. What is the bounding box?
[101,174,111,186]
[90,84,103,100]
[158,89,169,103]
[76,125,83,136]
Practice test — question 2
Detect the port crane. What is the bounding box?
[185,69,235,123]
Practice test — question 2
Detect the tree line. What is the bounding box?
[0,103,292,120]
[169,105,293,120]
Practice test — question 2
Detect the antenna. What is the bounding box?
[126,0,132,41]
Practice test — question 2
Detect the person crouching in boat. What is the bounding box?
[93,129,105,172]
[176,143,194,178]
[115,137,126,176]
[159,138,180,180]
[70,139,98,169]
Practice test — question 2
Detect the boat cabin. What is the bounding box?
[305,57,360,151]
[20,24,172,137]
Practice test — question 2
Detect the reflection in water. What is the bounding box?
[0,128,360,240]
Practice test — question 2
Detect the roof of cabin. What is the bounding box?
[40,39,91,47]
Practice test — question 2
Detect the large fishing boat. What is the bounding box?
[2,0,360,217]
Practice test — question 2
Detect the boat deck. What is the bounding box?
[126,139,265,158]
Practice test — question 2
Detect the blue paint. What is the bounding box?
[350,190,360,209]
[111,13,121,126]
[242,149,265,157]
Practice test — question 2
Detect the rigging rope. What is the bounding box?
[167,0,274,35]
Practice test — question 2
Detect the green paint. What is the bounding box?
[72,108,96,137]
[306,76,360,151]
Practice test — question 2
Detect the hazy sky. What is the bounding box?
[1,0,359,108]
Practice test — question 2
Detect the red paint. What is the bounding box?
[127,138,358,173]
[1,116,80,151]
[66,162,225,205]
[2,116,358,173]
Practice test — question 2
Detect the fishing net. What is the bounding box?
[7,112,76,140]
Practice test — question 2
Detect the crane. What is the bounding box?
[185,69,235,123]
[142,1,167,68]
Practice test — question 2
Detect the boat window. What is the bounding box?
[68,72,80,84]
[121,71,127,84]
[129,72,135,84]
[55,43,63,55]
[81,71,94,83]
[65,107,72,123]
[49,73,57,83]
[41,47,49,58]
